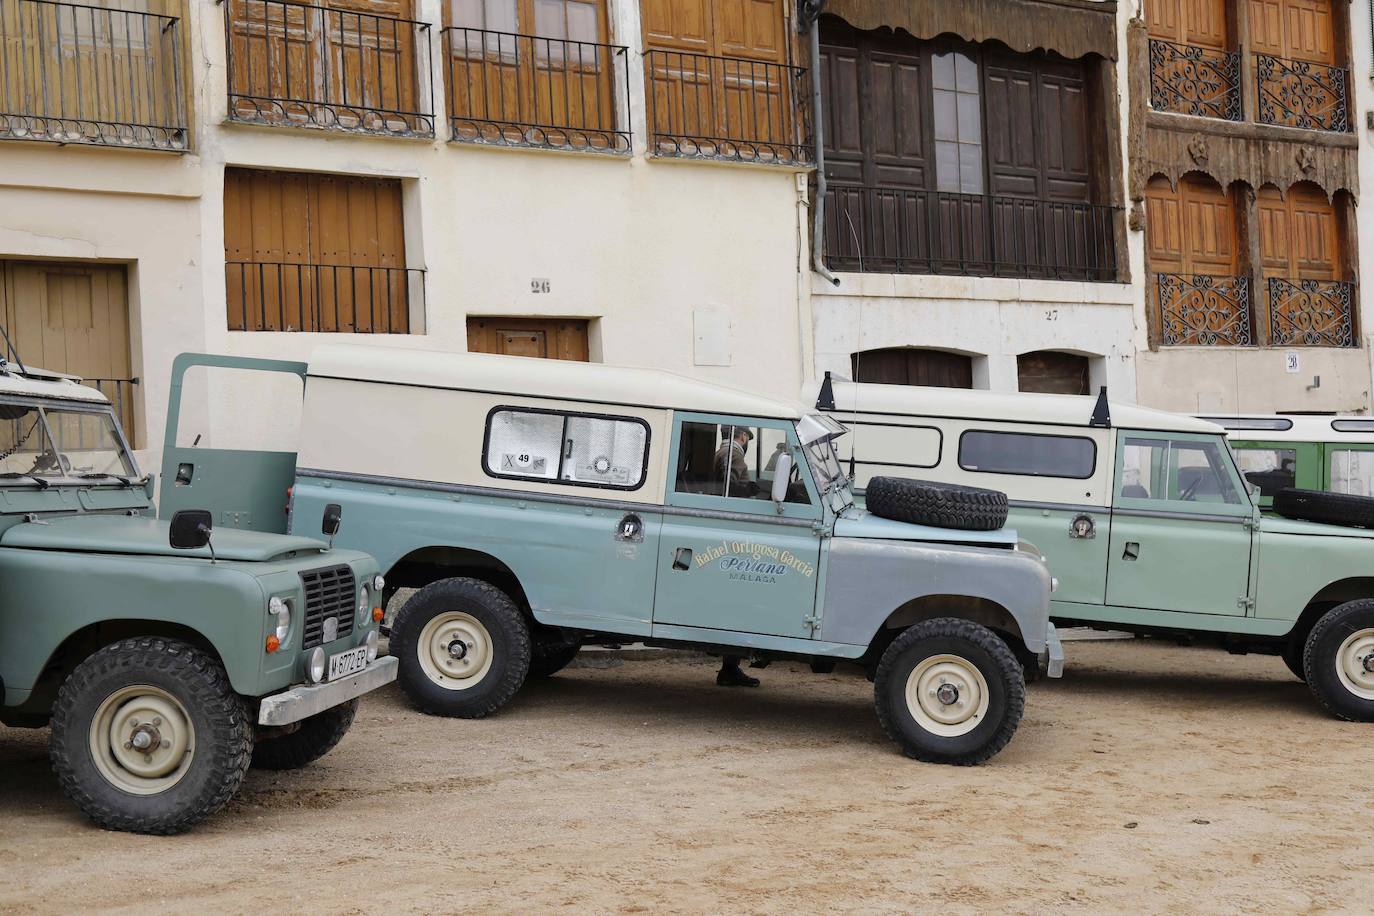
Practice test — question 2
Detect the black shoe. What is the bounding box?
[716,666,760,688]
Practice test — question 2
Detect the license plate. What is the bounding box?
[327,646,369,681]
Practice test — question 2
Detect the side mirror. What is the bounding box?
[143,472,157,501]
[169,509,213,550]
[771,453,793,505]
[322,503,343,537]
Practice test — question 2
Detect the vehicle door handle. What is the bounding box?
[672,547,692,571]
[1122,542,1140,561]
[175,462,194,486]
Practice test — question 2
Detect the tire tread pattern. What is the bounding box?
[251,698,358,770]
[1274,487,1374,529]
[1303,598,1374,721]
[866,477,1009,531]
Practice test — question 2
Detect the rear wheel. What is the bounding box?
[1305,599,1374,721]
[390,577,531,718]
[49,638,253,835]
[251,699,358,770]
[873,618,1024,765]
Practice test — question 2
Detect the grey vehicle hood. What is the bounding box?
[1,515,330,562]
[833,507,1019,548]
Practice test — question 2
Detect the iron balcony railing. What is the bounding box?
[644,48,809,164]
[1156,273,1253,346]
[1268,277,1355,346]
[85,376,138,437]
[225,261,422,333]
[0,0,186,149]
[443,26,629,153]
[224,0,434,137]
[1256,53,1349,132]
[1148,38,1241,121]
[824,185,1118,282]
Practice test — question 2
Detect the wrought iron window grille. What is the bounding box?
[1157,273,1254,346]
[1256,53,1349,132]
[1148,38,1242,121]
[443,26,630,154]
[644,48,810,164]
[225,261,423,333]
[0,0,187,149]
[223,0,435,138]
[824,185,1118,282]
[1268,277,1355,347]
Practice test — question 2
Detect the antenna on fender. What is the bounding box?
[1089,386,1112,428]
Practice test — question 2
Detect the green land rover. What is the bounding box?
[0,360,396,834]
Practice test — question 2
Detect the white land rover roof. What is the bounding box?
[1201,414,1374,444]
[308,344,806,420]
[0,364,108,404]
[819,377,1222,435]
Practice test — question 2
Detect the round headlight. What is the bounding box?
[306,647,326,684]
[268,596,291,644]
[373,574,385,592]
[364,629,379,663]
[357,584,371,625]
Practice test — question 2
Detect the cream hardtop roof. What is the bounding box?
[308,344,806,419]
[1202,414,1374,444]
[819,377,1222,435]
[0,363,108,404]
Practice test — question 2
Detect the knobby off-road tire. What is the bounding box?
[1274,488,1374,529]
[251,698,359,770]
[528,628,582,679]
[390,577,531,718]
[865,477,1009,531]
[873,618,1025,765]
[1304,599,1374,721]
[49,637,253,835]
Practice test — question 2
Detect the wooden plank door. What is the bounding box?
[850,348,973,388]
[465,317,589,360]
[326,0,417,126]
[1145,174,1239,276]
[1017,351,1090,395]
[1257,184,1341,280]
[1250,0,1336,63]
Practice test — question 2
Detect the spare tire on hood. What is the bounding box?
[1273,488,1374,529]
[865,477,1009,531]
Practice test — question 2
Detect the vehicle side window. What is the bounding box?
[674,421,809,504]
[1329,449,1374,496]
[958,430,1095,478]
[1234,446,1297,497]
[484,407,649,490]
[1119,436,1240,505]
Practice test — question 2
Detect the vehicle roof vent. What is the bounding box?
[1089,386,1111,428]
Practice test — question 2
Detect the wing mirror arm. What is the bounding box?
[168,509,215,563]
[321,503,343,548]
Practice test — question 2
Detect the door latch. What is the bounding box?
[672,547,693,571]
[1122,541,1140,561]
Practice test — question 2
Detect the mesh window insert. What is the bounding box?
[562,416,647,488]
[486,410,563,479]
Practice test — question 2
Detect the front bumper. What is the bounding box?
[1042,622,1065,679]
[257,656,398,726]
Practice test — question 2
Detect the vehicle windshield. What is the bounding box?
[797,414,853,510]
[0,401,136,482]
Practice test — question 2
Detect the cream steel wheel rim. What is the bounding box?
[1335,628,1374,701]
[904,654,989,737]
[89,685,195,795]
[418,612,494,690]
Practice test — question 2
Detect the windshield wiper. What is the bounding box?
[77,472,137,487]
[0,472,50,489]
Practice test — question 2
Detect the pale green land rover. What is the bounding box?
[0,360,396,834]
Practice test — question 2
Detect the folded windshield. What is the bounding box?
[797,413,852,508]
[0,401,135,482]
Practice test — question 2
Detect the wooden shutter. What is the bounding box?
[327,0,416,121]
[851,348,973,388]
[224,168,408,332]
[1257,184,1340,280]
[1145,174,1238,275]
[1250,0,1336,63]
[1017,351,1090,395]
[1148,0,1229,48]
[642,0,712,54]
[465,317,589,360]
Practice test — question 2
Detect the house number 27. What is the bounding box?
[531,278,551,294]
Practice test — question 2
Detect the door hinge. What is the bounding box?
[803,614,821,630]
[1237,596,1255,611]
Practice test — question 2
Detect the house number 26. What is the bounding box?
[531,278,551,294]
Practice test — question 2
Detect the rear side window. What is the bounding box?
[958,430,1096,479]
[484,407,649,490]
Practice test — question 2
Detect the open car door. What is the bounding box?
[159,353,307,533]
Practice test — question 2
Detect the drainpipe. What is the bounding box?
[801,2,840,287]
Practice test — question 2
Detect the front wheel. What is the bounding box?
[1304,599,1374,720]
[49,637,253,835]
[390,577,531,718]
[873,618,1025,765]
[251,699,358,770]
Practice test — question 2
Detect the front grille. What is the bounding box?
[300,565,356,649]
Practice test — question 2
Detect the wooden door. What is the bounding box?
[1257,183,1341,280]
[851,348,973,388]
[0,261,136,436]
[465,317,589,360]
[1148,0,1229,48]
[1250,0,1336,63]
[326,0,416,124]
[1145,174,1239,276]
[1017,351,1090,395]
[223,168,408,332]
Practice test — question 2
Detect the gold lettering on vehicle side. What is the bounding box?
[693,540,815,578]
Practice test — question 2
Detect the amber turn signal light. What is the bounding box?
[372,607,384,622]
[265,634,281,653]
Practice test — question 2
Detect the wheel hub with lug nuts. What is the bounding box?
[89,685,195,796]
[904,654,991,739]
[417,612,494,691]
[1336,628,1374,701]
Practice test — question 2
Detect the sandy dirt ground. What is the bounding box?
[1,638,1370,915]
